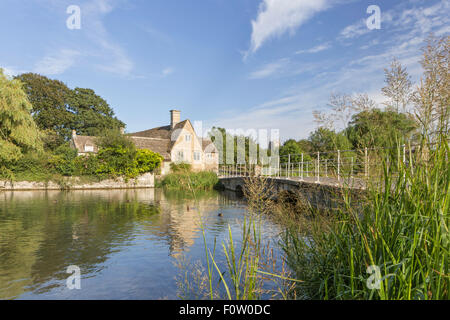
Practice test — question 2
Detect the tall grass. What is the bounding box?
[176,175,300,300]
[159,171,219,190]
[281,137,449,299]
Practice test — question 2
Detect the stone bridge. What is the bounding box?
[219,176,367,210]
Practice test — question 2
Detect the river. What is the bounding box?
[0,188,286,300]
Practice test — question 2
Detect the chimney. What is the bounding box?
[170,110,180,129]
[72,130,77,138]
[120,127,125,134]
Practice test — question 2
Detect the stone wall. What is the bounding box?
[0,173,154,191]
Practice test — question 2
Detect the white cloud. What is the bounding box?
[1,66,26,77]
[212,1,450,140]
[339,18,370,39]
[34,49,80,75]
[82,0,135,76]
[296,42,331,54]
[249,58,289,79]
[340,0,449,41]
[247,0,334,56]
[162,67,175,77]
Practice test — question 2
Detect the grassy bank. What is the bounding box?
[157,163,220,191]
[159,171,219,190]
[280,138,449,300]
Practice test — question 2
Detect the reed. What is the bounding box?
[159,171,219,190]
[176,175,300,300]
[281,136,449,300]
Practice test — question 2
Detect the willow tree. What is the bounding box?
[0,69,43,167]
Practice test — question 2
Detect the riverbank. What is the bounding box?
[0,172,154,191]
[157,170,220,191]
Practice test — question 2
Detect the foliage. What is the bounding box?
[170,162,192,173]
[135,149,164,174]
[50,143,78,176]
[95,146,134,177]
[345,108,418,150]
[0,69,43,166]
[14,73,72,146]
[308,127,353,153]
[68,87,125,137]
[160,171,219,190]
[279,139,311,163]
[7,151,57,181]
[209,127,266,165]
[94,146,162,179]
[281,138,449,300]
[15,73,124,146]
[96,129,135,150]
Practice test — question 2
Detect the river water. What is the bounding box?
[0,188,286,300]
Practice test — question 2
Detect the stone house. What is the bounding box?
[70,110,219,175]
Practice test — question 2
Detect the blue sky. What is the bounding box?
[1,0,449,141]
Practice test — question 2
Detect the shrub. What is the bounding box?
[51,143,78,176]
[170,162,192,173]
[95,146,136,177]
[135,149,163,174]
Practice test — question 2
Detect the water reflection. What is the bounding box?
[0,188,264,299]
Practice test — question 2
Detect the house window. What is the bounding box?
[185,134,191,142]
[84,144,94,152]
[177,151,184,161]
[194,151,201,161]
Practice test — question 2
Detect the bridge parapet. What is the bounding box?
[219,176,366,210]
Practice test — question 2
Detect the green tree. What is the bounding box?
[69,88,124,136]
[309,128,352,154]
[345,109,418,149]
[0,69,43,167]
[14,73,73,146]
[279,139,311,163]
[97,129,135,150]
[15,73,125,145]
[209,127,263,165]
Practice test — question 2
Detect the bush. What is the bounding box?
[1,129,163,181]
[95,146,136,177]
[51,143,78,176]
[73,154,100,177]
[170,162,192,173]
[5,151,56,181]
[135,149,163,174]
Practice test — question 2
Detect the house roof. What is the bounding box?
[72,135,99,153]
[129,136,172,160]
[72,119,217,160]
[202,138,218,154]
[128,120,189,140]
